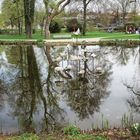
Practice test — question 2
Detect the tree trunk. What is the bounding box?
[24,0,35,38]
[25,17,32,38]
[41,17,45,36]
[82,0,87,36]
[44,17,56,66]
[44,18,51,39]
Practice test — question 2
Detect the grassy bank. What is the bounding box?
[0,31,140,40]
[0,124,140,140]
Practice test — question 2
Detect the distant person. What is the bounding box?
[108,26,113,33]
[128,27,132,34]
[138,27,140,34]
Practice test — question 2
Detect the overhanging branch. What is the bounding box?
[123,83,140,96]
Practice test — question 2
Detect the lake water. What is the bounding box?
[0,45,140,134]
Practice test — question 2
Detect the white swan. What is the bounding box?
[73,28,80,35]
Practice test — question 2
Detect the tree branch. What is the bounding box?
[51,0,71,19]
[123,83,140,96]
[86,0,92,6]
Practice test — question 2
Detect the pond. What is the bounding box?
[0,44,140,134]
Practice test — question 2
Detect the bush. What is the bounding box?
[66,19,82,32]
[130,123,140,136]
[49,20,61,33]
[0,29,2,34]
[63,125,80,135]
[0,29,18,34]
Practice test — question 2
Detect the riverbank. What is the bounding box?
[0,128,139,140]
[0,38,140,46]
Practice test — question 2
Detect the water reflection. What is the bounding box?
[124,46,140,113]
[0,45,140,133]
[51,45,112,120]
[0,46,66,133]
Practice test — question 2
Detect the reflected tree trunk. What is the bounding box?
[43,46,56,67]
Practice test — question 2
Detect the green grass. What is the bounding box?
[0,31,44,40]
[0,30,140,40]
[104,33,140,39]
[83,31,140,39]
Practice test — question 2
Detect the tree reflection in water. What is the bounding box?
[124,47,140,113]
[108,46,136,65]
[1,44,139,133]
[125,84,140,113]
[52,45,112,120]
[1,46,66,133]
[0,80,5,110]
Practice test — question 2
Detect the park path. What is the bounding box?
[45,37,101,42]
[44,37,102,46]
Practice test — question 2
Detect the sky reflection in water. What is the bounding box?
[0,45,140,134]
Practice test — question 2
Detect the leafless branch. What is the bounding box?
[51,0,71,18]
[123,83,140,96]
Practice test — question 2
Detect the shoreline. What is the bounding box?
[0,38,140,46]
[0,127,139,140]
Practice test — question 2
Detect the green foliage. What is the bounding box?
[63,125,80,135]
[66,19,82,32]
[121,113,130,128]
[63,125,107,140]
[36,39,44,48]
[63,125,106,140]
[130,123,140,136]
[0,29,18,35]
[49,20,61,33]
[9,133,39,140]
[1,0,24,28]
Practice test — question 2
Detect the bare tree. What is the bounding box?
[43,0,71,39]
[115,0,130,24]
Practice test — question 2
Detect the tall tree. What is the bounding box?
[116,0,130,25]
[24,0,36,38]
[82,0,92,36]
[43,0,70,39]
[1,0,24,34]
[73,0,98,36]
[12,0,24,35]
[1,0,17,30]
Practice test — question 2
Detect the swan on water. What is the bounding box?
[91,53,96,58]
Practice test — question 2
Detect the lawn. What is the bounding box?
[0,30,140,40]
[83,31,140,39]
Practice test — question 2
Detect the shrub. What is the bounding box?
[63,125,80,135]
[130,123,140,136]
[66,19,82,32]
[49,20,61,33]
